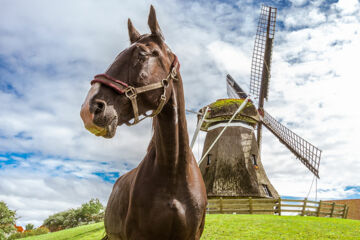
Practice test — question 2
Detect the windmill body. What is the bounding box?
[198,99,279,198]
[194,5,321,199]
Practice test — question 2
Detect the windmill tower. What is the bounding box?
[193,5,321,199]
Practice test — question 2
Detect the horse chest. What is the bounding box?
[125,195,198,239]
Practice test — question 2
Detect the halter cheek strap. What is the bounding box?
[91,55,180,126]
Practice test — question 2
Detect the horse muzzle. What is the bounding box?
[80,84,118,138]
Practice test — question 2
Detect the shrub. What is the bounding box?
[8,227,49,240]
[43,198,104,232]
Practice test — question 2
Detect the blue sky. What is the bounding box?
[1,0,360,227]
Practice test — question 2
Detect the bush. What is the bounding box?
[8,227,49,239]
[43,198,104,232]
[0,201,16,240]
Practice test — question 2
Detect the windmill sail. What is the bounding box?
[261,110,321,178]
[226,74,248,99]
[249,5,277,152]
[249,5,277,102]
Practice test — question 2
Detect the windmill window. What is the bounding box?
[262,184,272,197]
[207,154,211,166]
[251,154,257,166]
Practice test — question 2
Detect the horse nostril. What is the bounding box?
[94,101,106,115]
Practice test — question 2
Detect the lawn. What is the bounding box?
[201,215,360,239]
[24,215,360,240]
[23,222,106,240]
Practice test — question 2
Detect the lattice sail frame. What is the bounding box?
[250,5,277,102]
[262,110,321,178]
[226,74,248,99]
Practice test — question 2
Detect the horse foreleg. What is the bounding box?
[195,211,206,240]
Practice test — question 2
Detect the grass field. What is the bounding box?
[23,223,106,240]
[23,215,360,240]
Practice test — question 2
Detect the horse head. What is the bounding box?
[80,5,179,138]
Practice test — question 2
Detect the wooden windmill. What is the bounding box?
[192,5,322,199]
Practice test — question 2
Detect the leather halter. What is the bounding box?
[91,55,180,126]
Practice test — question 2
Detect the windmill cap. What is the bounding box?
[198,98,260,131]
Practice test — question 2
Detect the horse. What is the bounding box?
[80,5,207,240]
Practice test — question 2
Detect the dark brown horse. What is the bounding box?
[80,5,207,240]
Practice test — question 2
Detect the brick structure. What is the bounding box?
[324,199,360,220]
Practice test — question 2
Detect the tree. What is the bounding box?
[78,198,104,223]
[25,224,34,231]
[43,198,104,231]
[0,201,16,240]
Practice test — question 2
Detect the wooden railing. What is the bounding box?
[207,197,349,219]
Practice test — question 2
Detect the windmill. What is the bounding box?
[192,5,322,199]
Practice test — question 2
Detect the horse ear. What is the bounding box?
[128,18,141,44]
[148,5,164,40]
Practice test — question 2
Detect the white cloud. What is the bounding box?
[334,0,360,15]
[282,7,326,29]
[207,40,251,81]
[289,0,308,7]
[0,170,111,227]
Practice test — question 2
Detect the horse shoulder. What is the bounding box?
[104,167,138,239]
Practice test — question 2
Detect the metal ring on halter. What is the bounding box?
[125,87,136,99]
[161,80,168,98]
[162,79,169,88]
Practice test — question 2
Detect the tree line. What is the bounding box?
[0,199,104,239]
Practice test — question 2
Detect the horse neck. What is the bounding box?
[152,74,190,171]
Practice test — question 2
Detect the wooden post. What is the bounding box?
[342,204,347,219]
[345,206,349,219]
[278,198,282,216]
[316,200,322,217]
[301,198,308,216]
[330,202,335,218]
[249,197,253,214]
[219,197,223,214]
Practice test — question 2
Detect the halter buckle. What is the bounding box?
[125,87,136,99]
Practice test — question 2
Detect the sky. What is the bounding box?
[0,0,359,227]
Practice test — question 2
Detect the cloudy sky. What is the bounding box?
[1,0,359,227]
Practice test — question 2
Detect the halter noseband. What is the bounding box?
[91,55,180,126]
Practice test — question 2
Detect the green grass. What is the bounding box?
[23,222,105,240]
[23,215,360,240]
[201,215,360,240]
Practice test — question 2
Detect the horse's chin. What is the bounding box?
[88,116,118,138]
[101,117,118,139]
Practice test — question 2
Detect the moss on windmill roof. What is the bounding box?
[209,98,254,110]
[199,98,260,131]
